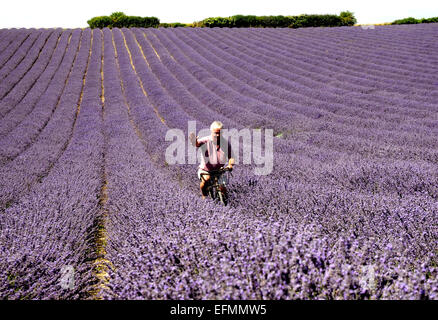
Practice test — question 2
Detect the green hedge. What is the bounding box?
[422,17,438,23]
[87,12,160,29]
[391,17,420,25]
[391,16,438,25]
[193,11,356,28]
[159,22,188,28]
[87,11,360,29]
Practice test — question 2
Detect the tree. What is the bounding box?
[340,11,357,26]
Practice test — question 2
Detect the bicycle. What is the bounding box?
[200,167,232,206]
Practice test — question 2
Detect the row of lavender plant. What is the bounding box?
[127,28,238,130]
[0,28,104,299]
[0,30,43,82]
[0,30,80,164]
[0,29,26,55]
[227,27,438,114]
[132,28,268,130]
[214,27,438,115]
[0,29,33,76]
[149,28,438,164]
[0,29,68,139]
[100,132,438,298]
[0,30,90,210]
[179,27,438,132]
[181,26,438,152]
[155,26,433,141]
[0,29,54,109]
[123,27,438,201]
[279,24,438,75]
[123,26,438,203]
[252,27,437,90]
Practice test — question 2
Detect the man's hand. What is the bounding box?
[227,158,235,170]
[189,132,198,147]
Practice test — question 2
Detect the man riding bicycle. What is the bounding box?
[189,121,235,200]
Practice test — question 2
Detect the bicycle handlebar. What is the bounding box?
[200,166,233,180]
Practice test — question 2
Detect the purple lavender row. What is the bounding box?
[100,28,244,299]
[270,149,438,201]
[109,28,169,158]
[0,28,104,299]
[112,26,206,209]
[0,26,436,299]
[0,29,31,46]
[0,29,32,71]
[194,28,438,122]
[175,28,438,137]
[237,27,438,107]
[279,24,438,70]
[0,29,9,44]
[137,27,282,131]
[114,27,202,192]
[148,27,438,170]
[153,28,438,155]
[229,123,438,202]
[262,26,438,105]
[0,29,55,115]
[0,29,90,210]
[123,29,243,182]
[157,24,408,162]
[160,27,420,132]
[126,28,236,130]
[225,27,438,107]
[112,28,198,132]
[157,26,370,137]
[137,28,270,131]
[197,26,438,116]
[325,24,438,67]
[150,28,322,133]
[0,30,81,164]
[258,27,438,86]
[161,26,433,168]
[113,26,201,193]
[0,29,42,83]
[270,118,438,166]
[145,28,294,132]
[130,26,279,135]
[243,153,438,257]
[0,29,21,54]
[147,28,438,195]
[221,149,437,298]
[0,30,72,137]
[108,26,430,297]
[111,28,202,190]
[116,26,220,186]
[0,29,66,138]
[161,25,432,136]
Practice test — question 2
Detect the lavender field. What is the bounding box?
[0,24,437,299]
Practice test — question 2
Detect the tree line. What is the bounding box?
[87,11,356,29]
[87,12,438,29]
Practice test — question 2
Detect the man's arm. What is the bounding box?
[189,132,205,148]
[189,132,202,147]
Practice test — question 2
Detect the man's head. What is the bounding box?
[210,121,223,144]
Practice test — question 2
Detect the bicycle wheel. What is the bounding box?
[218,190,228,206]
[209,187,216,200]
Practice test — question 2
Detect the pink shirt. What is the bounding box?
[198,136,233,171]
